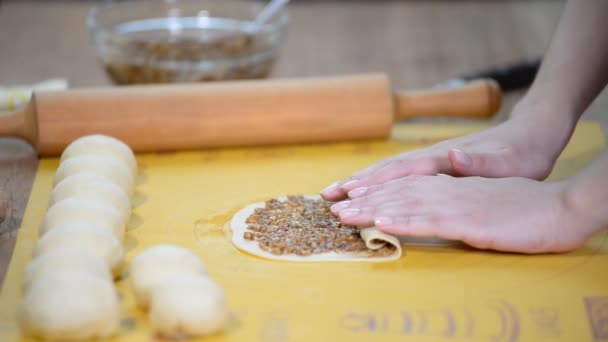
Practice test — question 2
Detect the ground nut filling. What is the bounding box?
[244,196,395,257]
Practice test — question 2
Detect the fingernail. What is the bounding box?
[321,182,341,196]
[374,217,393,226]
[342,179,361,190]
[330,201,351,213]
[451,149,472,167]
[340,208,360,218]
[348,187,368,198]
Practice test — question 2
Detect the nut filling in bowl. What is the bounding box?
[88,0,288,84]
[244,196,397,257]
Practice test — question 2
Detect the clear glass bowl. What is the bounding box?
[87,0,288,85]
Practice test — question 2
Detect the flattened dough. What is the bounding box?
[231,195,402,262]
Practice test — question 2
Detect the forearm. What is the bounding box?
[516,0,608,123]
[565,151,608,235]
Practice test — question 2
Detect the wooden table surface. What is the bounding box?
[1,0,607,286]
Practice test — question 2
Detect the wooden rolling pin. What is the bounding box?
[0,73,500,155]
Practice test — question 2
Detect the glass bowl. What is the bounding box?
[87,0,288,85]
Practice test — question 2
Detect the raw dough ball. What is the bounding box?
[49,172,131,223]
[33,221,124,276]
[130,244,206,309]
[39,197,125,240]
[149,274,228,337]
[54,155,134,197]
[61,134,137,176]
[18,270,120,341]
[22,246,112,293]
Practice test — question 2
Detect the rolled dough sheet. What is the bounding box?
[230,195,402,262]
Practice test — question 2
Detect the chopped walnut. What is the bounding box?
[244,196,395,257]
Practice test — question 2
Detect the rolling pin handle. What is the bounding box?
[0,102,37,146]
[393,79,502,120]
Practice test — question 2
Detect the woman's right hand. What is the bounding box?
[321,112,570,202]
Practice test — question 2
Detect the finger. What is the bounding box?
[338,206,375,227]
[320,181,348,201]
[347,157,398,181]
[347,186,369,198]
[375,215,466,241]
[449,148,515,178]
[344,177,428,214]
[341,196,426,227]
[329,200,351,215]
[345,182,405,209]
[346,183,401,200]
[340,160,418,192]
[340,157,449,193]
[320,156,400,200]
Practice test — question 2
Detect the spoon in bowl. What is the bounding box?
[253,0,290,29]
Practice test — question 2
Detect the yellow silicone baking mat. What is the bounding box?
[1,122,607,342]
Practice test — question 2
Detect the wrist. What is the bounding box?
[512,84,582,125]
[508,97,577,164]
[563,177,608,236]
[511,94,577,125]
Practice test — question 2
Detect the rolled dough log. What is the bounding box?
[39,197,125,240]
[130,244,207,309]
[231,195,402,262]
[18,270,120,341]
[149,274,228,337]
[49,172,131,222]
[60,134,137,176]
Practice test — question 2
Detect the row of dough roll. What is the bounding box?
[19,135,137,341]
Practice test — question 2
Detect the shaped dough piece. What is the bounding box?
[61,134,137,176]
[231,195,402,262]
[130,244,207,309]
[54,155,134,197]
[18,270,119,341]
[49,172,131,222]
[33,221,124,276]
[149,274,228,337]
[22,246,112,292]
[39,197,125,240]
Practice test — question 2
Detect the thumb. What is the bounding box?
[448,148,513,177]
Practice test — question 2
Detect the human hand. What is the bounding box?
[329,175,593,254]
[321,115,567,202]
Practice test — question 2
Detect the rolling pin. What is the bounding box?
[0,73,500,155]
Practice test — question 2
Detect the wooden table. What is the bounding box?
[1,0,606,286]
